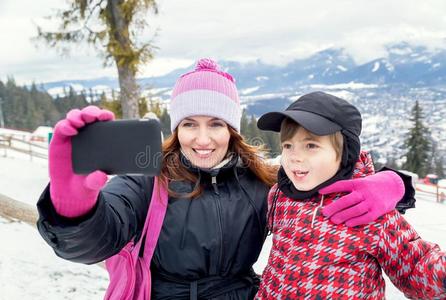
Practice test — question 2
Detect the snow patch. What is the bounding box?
[337,65,347,72]
[389,47,413,56]
[413,55,431,63]
[240,86,260,95]
[47,83,85,98]
[47,87,67,97]
[384,61,395,72]
[255,76,269,81]
[372,62,380,72]
[91,85,111,92]
[240,92,288,103]
[308,82,379,90]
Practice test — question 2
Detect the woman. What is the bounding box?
[36,59,412,299]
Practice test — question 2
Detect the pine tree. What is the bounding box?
[99,92,122,119]
[238,113,280,158]
[159,108,171,138]
[246,115,261,145]
[0,79,61,130]
[261,130,280,158]
[240,109,249,136]
[402,100,431,177]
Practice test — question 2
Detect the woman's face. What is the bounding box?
[177,116,231,169]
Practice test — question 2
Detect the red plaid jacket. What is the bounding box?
[256,152,446,300]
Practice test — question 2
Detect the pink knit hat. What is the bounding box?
[170,58,241,132]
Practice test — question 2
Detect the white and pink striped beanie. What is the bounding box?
[170,58,241,132]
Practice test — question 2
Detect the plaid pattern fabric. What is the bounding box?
[257,152,446,300]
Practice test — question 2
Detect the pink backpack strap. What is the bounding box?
[138,176,168,261]
[104,177,168,300]
[128,176,167,262]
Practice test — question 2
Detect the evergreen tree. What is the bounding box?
[99,92,122,119]
[159,108,171,138]
[54,87,89,116]
[402,100,431,177]
[240,109,249,136]
[261,130,280,158]
[0,78,61,130]
[98,91,150,119]
[246,115,260,145]
[146,98,162,116]
[239,113,280,158]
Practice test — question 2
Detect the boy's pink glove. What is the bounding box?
[49,106,115,218]
[320,171,405,227]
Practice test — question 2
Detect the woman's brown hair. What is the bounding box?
[160,126,278,198]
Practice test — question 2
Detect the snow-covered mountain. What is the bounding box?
[40,42,446,93]
[39,42,446,165]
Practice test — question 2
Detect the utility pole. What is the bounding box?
[0,97,5,128]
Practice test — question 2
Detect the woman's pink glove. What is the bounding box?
[320,171,405,227]
[49,106,115,218]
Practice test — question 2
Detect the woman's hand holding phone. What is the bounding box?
[49,106,114,218]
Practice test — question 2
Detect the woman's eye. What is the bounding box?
[182,122,195,127]
[282,143,292,149]
[210,122,225,127]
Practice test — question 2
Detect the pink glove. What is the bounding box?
[49,106,115,218]
[320,171,405,227]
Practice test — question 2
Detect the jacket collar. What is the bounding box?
[179,151,239,178]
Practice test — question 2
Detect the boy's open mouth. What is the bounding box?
[293,170,309,178]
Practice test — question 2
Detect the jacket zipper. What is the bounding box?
[212,175,224,273]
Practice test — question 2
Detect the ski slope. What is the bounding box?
[1,146,445,299]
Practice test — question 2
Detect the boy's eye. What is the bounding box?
[306,143,319,149]
[282,143,292,149]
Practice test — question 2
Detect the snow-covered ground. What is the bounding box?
[0,147,109,300]
[1,145,446,299]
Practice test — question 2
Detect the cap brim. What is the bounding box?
[257,110,342,135]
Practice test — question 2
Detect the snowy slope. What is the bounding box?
[1,149,446,299]
[0,148,109,300]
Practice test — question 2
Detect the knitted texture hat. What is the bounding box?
[170,58,241,132]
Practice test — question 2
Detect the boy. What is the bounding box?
[256,91,446,299]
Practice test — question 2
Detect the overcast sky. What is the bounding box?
[1,0,446,84]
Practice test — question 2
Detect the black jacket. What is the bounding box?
[37,156,270,300]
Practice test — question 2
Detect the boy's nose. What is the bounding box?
[290,152,304,163]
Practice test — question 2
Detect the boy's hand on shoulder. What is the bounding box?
[319,171,405,227]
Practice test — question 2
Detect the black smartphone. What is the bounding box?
[72,119,162,175]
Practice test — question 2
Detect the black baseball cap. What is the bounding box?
[257,91,362,139]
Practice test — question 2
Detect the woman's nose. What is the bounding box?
[195,128,212,145]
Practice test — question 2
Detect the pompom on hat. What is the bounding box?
[170,58,241,132]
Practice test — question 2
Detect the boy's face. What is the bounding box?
[281,127,341,191]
